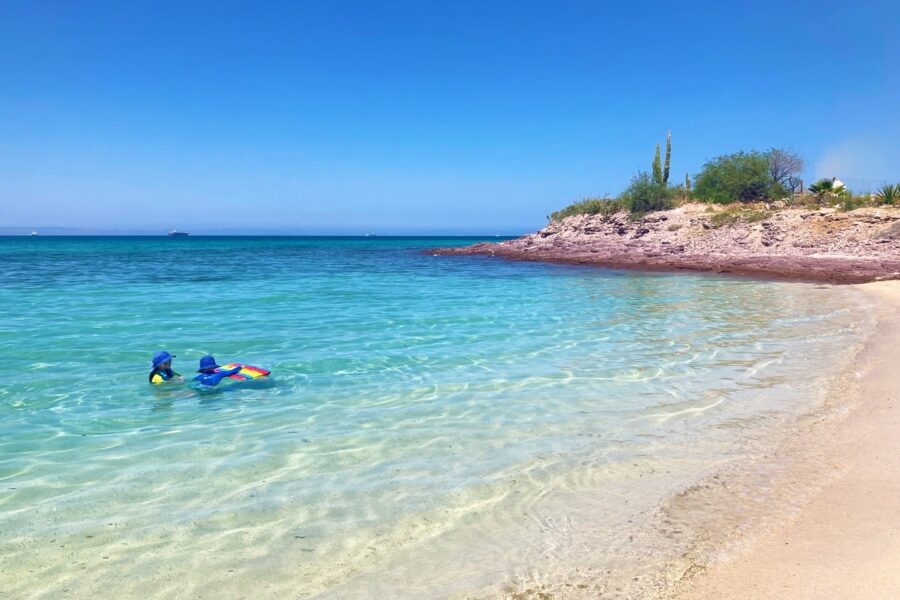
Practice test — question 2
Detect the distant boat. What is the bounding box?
[365,233,378,237]
[30,231,38,236]
[168,230,189,237]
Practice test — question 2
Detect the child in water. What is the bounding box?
[194,355,241,387]
[149,351,182,384]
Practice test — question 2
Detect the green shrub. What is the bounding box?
[693,151,774,203]
[672,183,692,203]
[791,194,825,209]
[709,212,741,227]
[549,197,622,221]
[618,171,675,214]
[708,207,771,228]
[835,194,879,211]
[769,181,788,200]
[837,196,861,212]
[874,183,900,205]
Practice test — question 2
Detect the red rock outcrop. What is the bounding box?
[434,204,900,283]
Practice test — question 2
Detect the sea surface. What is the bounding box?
[0,236,875,598]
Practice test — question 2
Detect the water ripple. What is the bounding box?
[0,236,876,598]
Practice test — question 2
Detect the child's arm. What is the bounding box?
[197,367,241,386]
[220,366,242,380]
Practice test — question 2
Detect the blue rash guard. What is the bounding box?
[193,367,241,387]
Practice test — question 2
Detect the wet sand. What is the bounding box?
[669,280,900,599]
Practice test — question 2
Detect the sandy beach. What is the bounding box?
[666,280,900,600]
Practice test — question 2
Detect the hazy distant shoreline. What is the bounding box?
[0,229,523,238]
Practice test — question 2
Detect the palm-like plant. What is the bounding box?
[808,177,847,197]
[874,183,900,205]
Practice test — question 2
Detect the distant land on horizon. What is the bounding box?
[0,226,524,237]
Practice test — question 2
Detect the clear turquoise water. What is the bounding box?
[0,237,873,598]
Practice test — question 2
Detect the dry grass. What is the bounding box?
[708,207,770,228]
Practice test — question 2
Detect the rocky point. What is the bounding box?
[434,203,900,283]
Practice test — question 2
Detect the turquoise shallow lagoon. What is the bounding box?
[0,236,875,598]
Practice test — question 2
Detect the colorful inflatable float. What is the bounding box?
[216,363,270,381]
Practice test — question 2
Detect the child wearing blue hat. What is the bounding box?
[194,355,242,387]
[149,351,182,384]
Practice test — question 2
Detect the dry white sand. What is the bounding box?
[671,281,900,600]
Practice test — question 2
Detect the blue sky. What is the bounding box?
[1,1,898,234]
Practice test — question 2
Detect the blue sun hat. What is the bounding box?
[152,350,175,368]
[198,354,221,372]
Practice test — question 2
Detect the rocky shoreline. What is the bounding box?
[435,204,900,284]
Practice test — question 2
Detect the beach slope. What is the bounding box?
[672,281,900,599]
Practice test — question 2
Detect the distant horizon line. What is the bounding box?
[0,225,529,235]
[0,232,521,238]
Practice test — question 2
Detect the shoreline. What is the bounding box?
[659,280,900,599]
[324,279,886,600]
[436,245,900,285]
[434,205,900,284]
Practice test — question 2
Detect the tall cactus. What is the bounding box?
[651,132,672,185]
[663,130,671,184]
[652,143,663,184]
[685,171,691,191]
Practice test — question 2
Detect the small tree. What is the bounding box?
[767,148,804,195]
[693,151,773,203]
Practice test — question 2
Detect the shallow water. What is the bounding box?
[0,236,873,598]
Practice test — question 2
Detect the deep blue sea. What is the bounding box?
[0,236,874,598]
